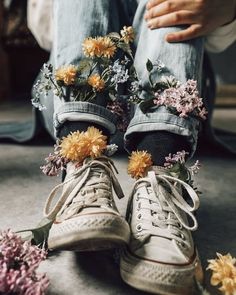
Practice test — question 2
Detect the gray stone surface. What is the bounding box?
[0,104,236,295]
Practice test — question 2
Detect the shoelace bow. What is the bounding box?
[128,170,200,247]
[44,156,124,220]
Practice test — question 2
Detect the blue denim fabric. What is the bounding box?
[41,0,204,157]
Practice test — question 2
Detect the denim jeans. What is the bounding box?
[39,0,204,157]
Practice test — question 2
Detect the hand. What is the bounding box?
[145,0,236,42]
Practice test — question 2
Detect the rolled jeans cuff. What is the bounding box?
[124,106,201,158]
[53,102,117,138]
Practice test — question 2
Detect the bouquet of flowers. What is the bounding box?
[32,26,136,110]
[128,59,207,120]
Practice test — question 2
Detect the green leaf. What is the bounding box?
[153,81,170,92]
[139,97,155,113]
[17,218,53,248]
[117,42,133,56]
[146,59,153,72]
[107,32,121,40]
[77,59,91,73]
[169,163,189,181]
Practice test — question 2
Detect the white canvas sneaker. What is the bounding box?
[44,156,130,251]
[120,167,203,295]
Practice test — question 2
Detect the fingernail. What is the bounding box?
[147,21,152,28]
[166,34,174,42]
[144,12,149,20]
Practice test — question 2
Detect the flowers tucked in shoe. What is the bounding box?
[42,127,130,251]
[120,151,203,295]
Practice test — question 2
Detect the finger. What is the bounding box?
[145,0,189,20]
[147,11,198,29]
[146,0,166,10]
[165,24,203,42]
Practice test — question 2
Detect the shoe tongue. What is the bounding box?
[150,165,168,175]
[66,161,79,178]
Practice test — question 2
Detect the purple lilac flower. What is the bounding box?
[154,79,207,119]
[40,141,68,176]
[164,150,189,168]
[164,151,201,176]
[0,230,49,295]
[107,101,130,132]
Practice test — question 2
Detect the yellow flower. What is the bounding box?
[59,127,107,162]
[55,65,77,85]
[82,37,100,58]
[88,74,105,92]
[82,36,116,58]
[80,126,107,158]
[99,36,116,58]
[60,131,84,162]
[120,26,135,44]
[128,151,153,179]
[207,253,236,295]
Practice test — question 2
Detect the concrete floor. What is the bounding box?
[0,102,236,295]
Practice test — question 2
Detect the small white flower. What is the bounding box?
[154,59,165,72]
[105,144,118,156]
[31,98,46,111]
[111,60,129,84]
[53,89,60,96]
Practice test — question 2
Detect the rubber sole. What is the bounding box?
[48,213,130,251]
[120,249,203,295]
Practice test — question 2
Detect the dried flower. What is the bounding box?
[82,36,116,58]
[107,100,130,132]
[128,151,153,179]
[55,65,78,85]
[60,127,107,162]
[81,126,107,158]
[100,36,117,58]
[154,79,207,119]
[207,253,236,295]
[40,150,68,176]
[0,230,49,295]
[88,74,105,91]
[107,100,124,117]
[82,37,98,58]
[60,131,83,162]
[120,26,135,43]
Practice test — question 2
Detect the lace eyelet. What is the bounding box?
[180,233,185,240]
[137,202,141,211]
[136,213,142,220]
[81,191,85,196]
[181,242,187,248]
[136,223,143,232]
[135,193,140,201]
[178,223,183,229]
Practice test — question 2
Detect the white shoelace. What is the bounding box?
[128,170,200,247]
[44,157,124,221]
